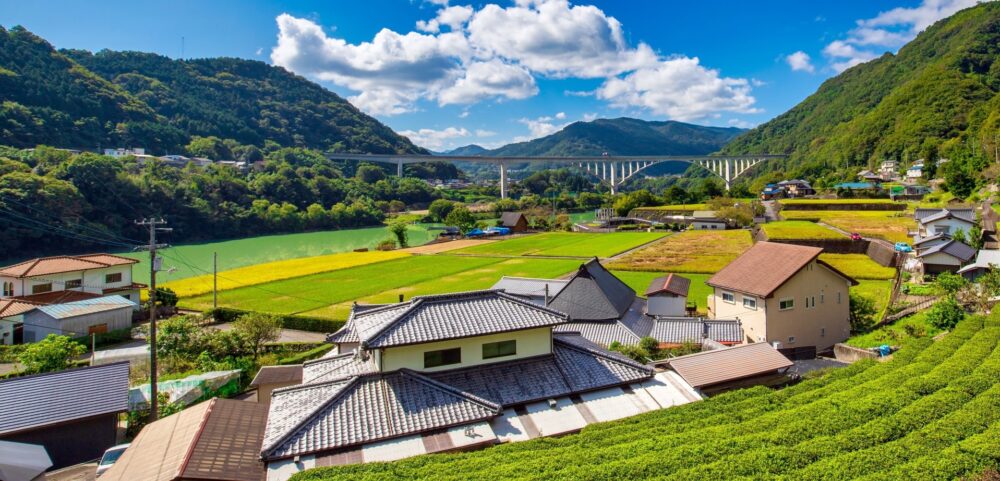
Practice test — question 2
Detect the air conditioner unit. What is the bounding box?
[770,341,782,349]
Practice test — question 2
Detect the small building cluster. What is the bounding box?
[0,254,143,344]
[103,147,258,171]
[759,179,815,200]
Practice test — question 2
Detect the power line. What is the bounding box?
[0,195,144,245]
[0,205,134,247]
[135,218,170,421]
[0,211,135,249]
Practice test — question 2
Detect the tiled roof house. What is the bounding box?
[266,289,701,479]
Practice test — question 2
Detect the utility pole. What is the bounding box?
[135,218,170,421]
[213,252,218,310]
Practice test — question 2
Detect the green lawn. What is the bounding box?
[612,271,713,311]
[854,279,893,319]
[846,310,945,348]
[820,254,895,280]
[180,255,580,320]
[118,224,440,284]
[762,220,844,240]
[452,232,665,258]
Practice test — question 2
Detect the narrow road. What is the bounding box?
[762,200,781,222]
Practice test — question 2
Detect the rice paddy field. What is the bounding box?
[121,223,440,283]
[451,232,665,258]
[780,210,913,243]
[606,230,753,273]
[293,314,1000,481]
[780,198,898,205]
[178,255,581,320]
[762,221,844,240]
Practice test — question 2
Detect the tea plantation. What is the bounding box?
[292,315,1000,481]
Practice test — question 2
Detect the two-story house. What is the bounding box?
[0,254,144,308]
[914,208,976,239]
[259,290,701,480]
[707,242,857,356]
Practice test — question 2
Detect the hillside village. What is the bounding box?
[3,1,1000,480]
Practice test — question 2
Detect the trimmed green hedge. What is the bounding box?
[205,308,344,333]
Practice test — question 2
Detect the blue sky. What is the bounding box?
[2,0,981,151]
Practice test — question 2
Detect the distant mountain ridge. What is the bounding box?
[444,118,744,158]
[0,25,425,154]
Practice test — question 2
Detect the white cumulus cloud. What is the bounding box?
[398,126,471,151]
[270,0,757,119]
[785,51,815,73]
[596,57,757,121]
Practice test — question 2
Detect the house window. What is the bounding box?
[482,340,517,359]
[722,291,735,304]
[820,290,825,304]
[838,292,842,304]
[743,296,757,310]
[424,348,461,368]
[31,283,52,294]
[821,328,826,337]
[934,226,950,234]
[1,282,12,297]
[788,336,796,344]
[105,272,123,283]
[779,298,794,310]
[65,279,82,289]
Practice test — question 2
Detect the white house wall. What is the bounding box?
[647,295,687,317]
[380,327,552,373]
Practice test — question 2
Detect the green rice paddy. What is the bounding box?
[452,231,665,257]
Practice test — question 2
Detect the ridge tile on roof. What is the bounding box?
[707,242,849,298]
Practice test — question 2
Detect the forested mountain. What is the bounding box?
[439,144,489,156]
[722,2,1000,187]
[0,25,426,155]
[481,118,743,157]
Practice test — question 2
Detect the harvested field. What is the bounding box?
[606,230,752,273]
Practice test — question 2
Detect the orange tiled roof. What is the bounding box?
[0,298,40,318]
[0,254,138,278]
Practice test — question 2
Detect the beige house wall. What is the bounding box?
[380,327,552,373]
[710,260,852,351]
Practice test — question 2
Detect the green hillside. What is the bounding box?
[722,2,1000,175]
[0,25,426,155]
[295,314,1000,480]
[487,117,744,157]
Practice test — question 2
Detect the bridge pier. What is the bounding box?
[499,161,508,199]
[610,161,617,195]
[397,159,403,177]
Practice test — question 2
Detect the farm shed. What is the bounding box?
[100,398,267,481]
[20,295,135,342]
[0,362,129,470]
[499,212,529,232]
[664,342,793,394]
[916,239,976,274]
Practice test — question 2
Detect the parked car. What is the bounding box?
[96,443,130,477]
[894,242,913,253]
[850,232,863,241]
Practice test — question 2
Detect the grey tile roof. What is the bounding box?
[0,361,129,435]
[262,370,502,460]
[428,335,652,407]
[650,318,743,344]
[547,259,636,321]
[917,239,977,263]
[554,321,642,345]
[491,276,569,299]
[913,233,950,246]
[329,290,569,348]
[302,352,377,384]
[914,208,975,223]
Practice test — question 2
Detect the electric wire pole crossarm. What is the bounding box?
[134,218,170,420]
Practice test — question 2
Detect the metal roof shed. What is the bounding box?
[665,343,793,394]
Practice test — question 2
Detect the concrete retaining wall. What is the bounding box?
[833,343,879,363]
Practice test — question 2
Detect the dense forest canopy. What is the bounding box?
[721,2,1000,192]
[0,25,427,155]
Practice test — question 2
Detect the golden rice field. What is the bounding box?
[819,253,896,280]
[606,229,753,273]
[161,250,410,297]
[780,210,913,243]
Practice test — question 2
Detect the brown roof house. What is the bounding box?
[665,342,793,395]
[267,289,702,479]
[499,212,529,232]
[250,365,303,408]
[0,253,144,311]
[644,274,691,317]
[100,398,267,481]
[707,242,857,355]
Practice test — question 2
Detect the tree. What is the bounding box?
[388,219,409,248]
[356,164,386,184]
[952,228,968,244]
[936,272,968,296]
[968,224,984,250]
[154,287,178,307]
[428,199,456,222]
[927,296,965,330]
[233,313,280,360]
[445,206,476,232]
[849,292,877,333]
[17,334,86,374]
